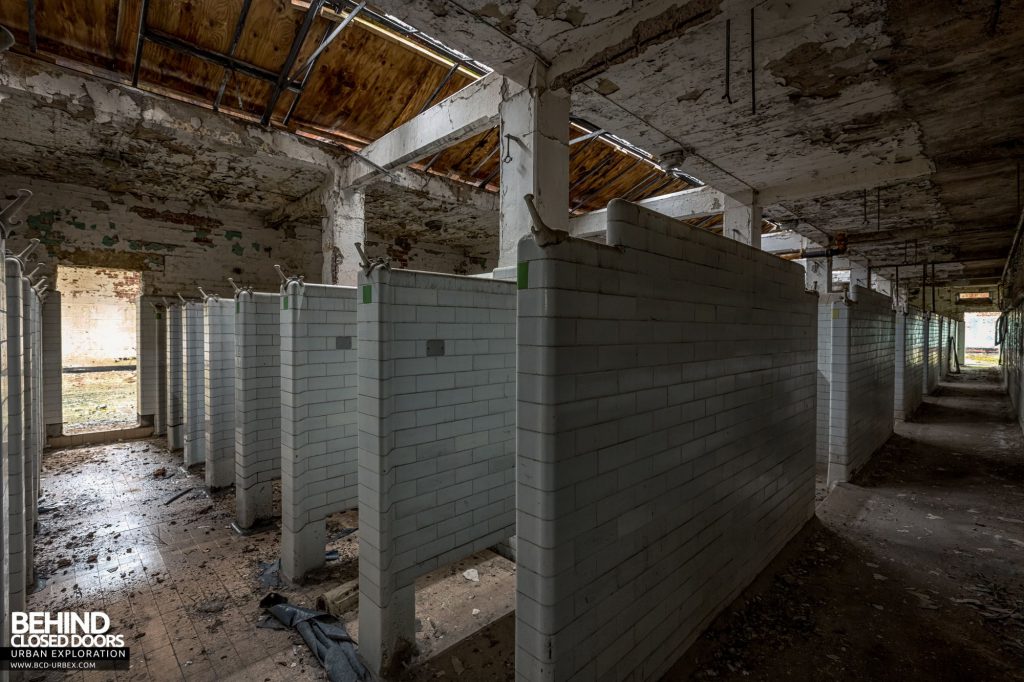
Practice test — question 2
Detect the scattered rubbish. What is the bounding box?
[316,580,359,618]
[926,514,943,520]
[197,600,225,614]
[325,550,340,562]
[471,608,480,616]
[163,487,195,506]
[152,467,168,478]
[907,589,939,609]
[463,568,480,582]
[872,574,887,581]
[259,592,368,682]
[258,560,284,589]
[451,656,465,675]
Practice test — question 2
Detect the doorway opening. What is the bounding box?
[57,266,142,434]
[964,311,999,366]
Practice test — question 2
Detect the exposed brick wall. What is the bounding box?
[356,269,515,673]
[234,291,281,530]
[2,175,322,296]
[279,282,358,582]
[515,201,816,681]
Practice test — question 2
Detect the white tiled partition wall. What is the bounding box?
[137,297,160,428]
[234,291,281,530]
[894,309,926,421]
[0,243,7,647]
[23,280,39,588]
[154,304,167,436]
[825,287,896,485]
[816,293,843,467]
[279,281,358,581]
[165,304,184,450]
[6,258,25,614]
[924,313,941,394]
[182,301,206,467]
[515,200,817,681]
[204,297,236,489]
[42,291,62,438]
[356,269,516,675]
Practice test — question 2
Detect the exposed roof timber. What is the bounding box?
[213,0,253,112]
[569,186,724,237]
[261,0,325,126]
[336,72,511,188]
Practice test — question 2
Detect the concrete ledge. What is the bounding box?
[47,426,154,449]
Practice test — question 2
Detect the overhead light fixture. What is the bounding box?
[1,26,14,52]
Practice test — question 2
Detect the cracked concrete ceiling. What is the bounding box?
[372,0,1024,288]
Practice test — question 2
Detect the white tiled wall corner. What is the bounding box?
[166,305,184,450]
[515,202,817,682]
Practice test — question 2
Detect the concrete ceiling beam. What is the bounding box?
[569,186,724,237]
[337,72,514,189]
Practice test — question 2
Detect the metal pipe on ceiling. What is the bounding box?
[261,0,325,126]
[130,0,151,87]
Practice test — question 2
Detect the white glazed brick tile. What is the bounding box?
[825,287,896,483]
[204,298,236,489]
[6,264,26,613]
[182,302,206,467]
[515,202,816,682]
[280,282,358,581]
[166,305,184,449]
[357,269,517,666]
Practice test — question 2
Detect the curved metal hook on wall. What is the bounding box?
[355,242,390,276]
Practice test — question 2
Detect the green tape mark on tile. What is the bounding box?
[362,284,372,304]
[517,261,529,290]
[283,296,289,310]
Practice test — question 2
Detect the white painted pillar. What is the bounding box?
[41,292,62,439]
[497,64,570,268]
[723,193,762,249]
[5,257,25,619]
[849,263,870,300]
[204,297,235,489]
[166,304,184,450]
[322,185,365,287]
[805,257,832,294]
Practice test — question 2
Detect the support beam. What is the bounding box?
[569,186,724,237]
[322,185,365,286]
[497,63,570,268]
[759,159,934,205]
[723,193,762,249]
[261,0,324,126]
[337,72,509,188]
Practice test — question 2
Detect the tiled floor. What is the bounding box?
[30,438,515,681]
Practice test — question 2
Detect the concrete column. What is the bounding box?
[154,304,167,436]
[203,298,235,489]
[497,63,569,268]
[805,257,832,293]
[6,259,25,614]
[322,185,365,287]
[166,304,184,450]
[41,292,62,439]
[723,193,762,249]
